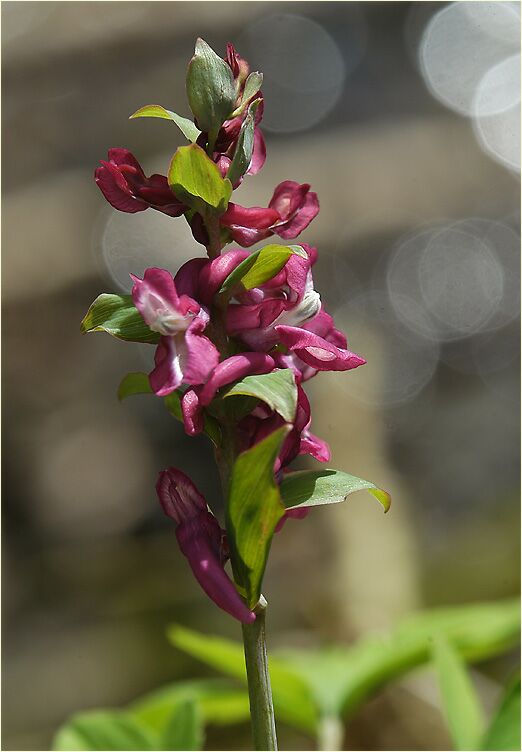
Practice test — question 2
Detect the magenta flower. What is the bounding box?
[131,268,219,396]
[157,468,255,624]
[226,247,321,350]
[276,315,365,373]
[220,180,319,247]
[181,353,276,436]
[95,149,185,217]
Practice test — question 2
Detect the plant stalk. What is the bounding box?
[242,596,278,751]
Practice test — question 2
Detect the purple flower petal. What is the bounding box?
[95,161,148,213]
[157,468,256,624]
[177,516,256,623]
[182,323,220,385]
[275,325,366,372]
[269,180,310,220]
[247,128,267,176]
[199,353,276,406]
[181,389,204,436]
[149,336,185,396]
[156,467,207,522]
[276,191,320,239]
[198,249,249,305]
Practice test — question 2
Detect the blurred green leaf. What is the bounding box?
[186,38,236,143]
[226,426,288,607]
[224,369,297,423]
[226,100,259,186]
[219,244,305,295]
[161,699,203,751]
[168,144,232,214]
[130,678,250,730]
[129,105,201,142]
[279,469,391,513]
[167,624,318,734]
[80,294,159,344]
[432,637,485,750]
[118,372,152,400]
[53,711,158,751]
[276,599,520,720]
[482,675,521,751]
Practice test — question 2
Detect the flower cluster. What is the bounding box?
[87,40,368,624]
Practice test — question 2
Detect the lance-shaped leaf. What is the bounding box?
[167,624,318,734]
[482,675,521,751]
[130,105,201,142]
[80,294,160,344]
[226,99,260,186]
[226,426,289,607]
[432,637,485,751]
[168,144,232,214]
[231,72,263,117]
[186,38,236,142]
[219,244,306,295]
[280,469,391,513]
[130,678,250,730]
[161,700,203,751]
[275,599,520,723]
[53,711,159,751]
[223,369,297,423]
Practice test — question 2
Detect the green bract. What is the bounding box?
[226,99,260,186]
[80,294,159,344]
[186,38,236,144]
[168,144,232,214]
[226,426,289,608]
[219,244,306,295]
[223,369,297,423]
[279,469,391,513]
[118,372,152,401]
[231,72,263,117]
[129,105,201,142]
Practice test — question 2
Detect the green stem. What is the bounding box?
[241,597,278,751]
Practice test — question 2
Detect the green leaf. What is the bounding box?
[226,99,259,186]
[129,105,201,142]
[432,637,485,750]
[279,469,391,513]
[219,244,306,295]
[130,678,249,730]
[275,599,520,721]
[161,699,203,751]
[164,391,221,446]
[226,426,289,607]
[167,625,318,734]
[482,675,521,751]
[186,38,237,142]
[118,372,152,401]
[168,143,232,213]
[224,369,297,423]
[53,711,158,751]
[80,294,159,344]
[231,72,263,117]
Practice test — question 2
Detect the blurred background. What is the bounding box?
[2,2,520,749]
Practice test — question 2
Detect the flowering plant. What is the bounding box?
[82,38,390,750]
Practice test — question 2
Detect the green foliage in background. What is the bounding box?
[53,598,520,751]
